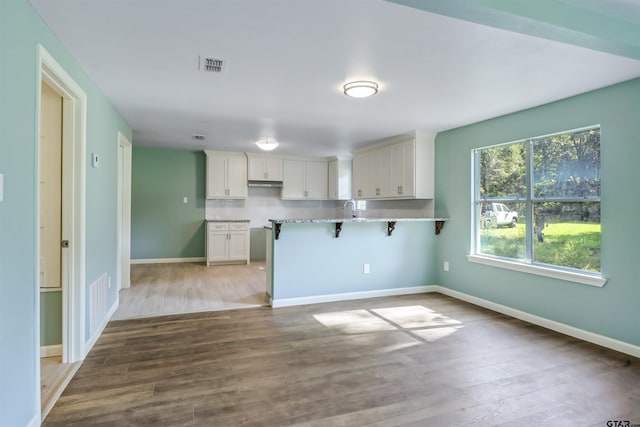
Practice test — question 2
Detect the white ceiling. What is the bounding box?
[29,0,640,157]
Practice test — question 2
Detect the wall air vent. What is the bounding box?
[199,56,226,73]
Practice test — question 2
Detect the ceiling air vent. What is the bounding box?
[192,134,206,141]
[199,56,226,73]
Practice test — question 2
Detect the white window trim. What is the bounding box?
[467,254,606,287]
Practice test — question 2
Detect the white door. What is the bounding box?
[39,81,63,289]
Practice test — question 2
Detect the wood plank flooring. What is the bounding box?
[112,261,268,320]
[41,357,81,419]
[44,293,640,426]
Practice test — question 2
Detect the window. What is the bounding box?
[471,126,603,284]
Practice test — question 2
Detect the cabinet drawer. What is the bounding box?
[229,223,249,231]
[208,223,229,231]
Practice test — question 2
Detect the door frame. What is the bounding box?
[117,132,132,290]
[36,45,87,380]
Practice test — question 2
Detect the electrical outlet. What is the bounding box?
[443,261,449,272]
[183,196,188,204]
[363,263,370,274]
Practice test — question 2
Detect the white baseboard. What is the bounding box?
[271,285,437,308]
[40,344,62,358]
[131,257,205,265]
[434,286,640,358]
[27,413,40,427]
[84,299,118,356]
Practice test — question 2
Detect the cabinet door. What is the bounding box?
[247,157,266,181]
[264,157,283,181]
[399,139,415,197]
[207,232,229,262]
[328,159,338,200]
[228,231,248,261]
[206,154,227,199]
[352,153,368,199]
[389,140,414,197]
[282,159,306,199]
[304,160,328,199]
[226,155,248,198]
[371,146,391,198]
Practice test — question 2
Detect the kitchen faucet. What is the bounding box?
[343,199,356,218]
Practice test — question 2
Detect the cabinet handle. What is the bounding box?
[264,172,268,179]
[358,189,362,197]
[398,186,403,194]
[376,188,380,196]
[304,190,308,197]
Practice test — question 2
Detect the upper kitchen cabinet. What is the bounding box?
[282,158,328,200]
[247,153,283,181]
[205,151,248,199]
[352,131,434,200]
[328,157,352,200]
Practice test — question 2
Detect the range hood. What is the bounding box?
[248,181,283,188]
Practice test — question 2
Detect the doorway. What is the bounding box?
[37,45,87,420]
[117,132,132,290]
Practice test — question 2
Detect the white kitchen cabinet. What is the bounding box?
[205,151,247,199]
[389,138,415,198]
[352,131,434,200]
[247,153,283,181]
[282,159,328,200]
[206,222,250,266]
[352,146,390,198]
[328,157,352,200]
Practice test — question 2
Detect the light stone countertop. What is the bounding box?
[268,217,448,224]
[205,219,250,223]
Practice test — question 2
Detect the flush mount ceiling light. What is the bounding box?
[343,80,378,98]
[255,138,279,151]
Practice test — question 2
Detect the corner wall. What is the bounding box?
[131,147,206,260]
[434,78,640,347]
[0,1,131,425]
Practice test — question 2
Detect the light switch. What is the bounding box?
[91,153,99,168]
[0,174,4,202]
[183,196,188,204]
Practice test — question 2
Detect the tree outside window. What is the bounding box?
[473,126,601,273]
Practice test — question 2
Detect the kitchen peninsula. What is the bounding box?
[266,217,447,307]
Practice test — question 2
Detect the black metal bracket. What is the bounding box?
[335,222,343,238]
[274,223,282,240]
[435,220,445,235]
[387,221,397,236]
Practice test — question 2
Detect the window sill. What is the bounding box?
[466,254,607,287]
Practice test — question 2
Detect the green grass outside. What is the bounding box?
[480,221,600,272]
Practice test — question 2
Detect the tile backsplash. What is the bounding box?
[205,187,435,227]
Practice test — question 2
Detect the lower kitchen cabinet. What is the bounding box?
[206,222,250,266]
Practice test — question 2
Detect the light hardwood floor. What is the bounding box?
[44,293,640,426]
[112,261,268,320]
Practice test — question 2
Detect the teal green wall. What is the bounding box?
[272,222,436,300]
[389,0,640,60]
[131,147,205,259]
[0,1,131,424]
[250,228,267,261]
[434,78,640,346]
[40,292,62,346]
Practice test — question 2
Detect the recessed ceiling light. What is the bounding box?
[343,81,378,98]
[256,138,279,151]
